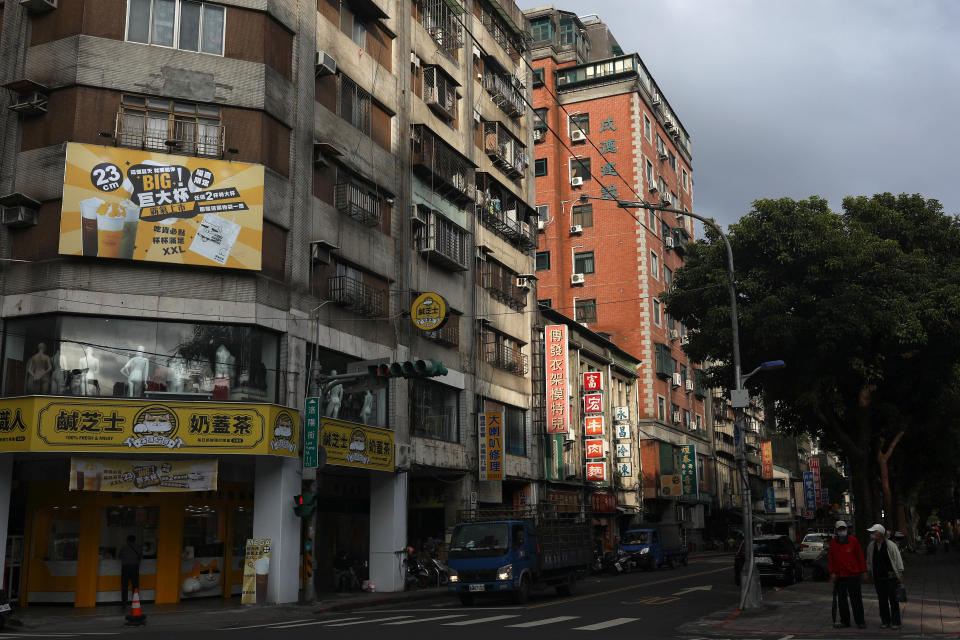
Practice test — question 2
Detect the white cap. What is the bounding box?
[835,520,848,529]
[867,524,886,536]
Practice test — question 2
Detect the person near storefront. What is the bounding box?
[828,520,867,629]
[866,523,904,630]
[119,535,142,608]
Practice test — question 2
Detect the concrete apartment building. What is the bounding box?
[0,0,535,606]
[524,6,713,547]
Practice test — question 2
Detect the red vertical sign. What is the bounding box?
[582,371,603,392]
[808,457,822,507]
[761,441,774,480]
[583,393,603,414]
[545,325,569,434]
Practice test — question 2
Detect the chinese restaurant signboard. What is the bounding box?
[320,417,394,472]
[679,444,698,500]
[544,325,569,434]
[761,441,774,480]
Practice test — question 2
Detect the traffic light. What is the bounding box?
[368,359,448,379]
[293,491,317,518]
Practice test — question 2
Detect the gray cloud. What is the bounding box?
[518,0,960,227]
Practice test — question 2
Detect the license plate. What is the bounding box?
[754,557,772,565]
[468,584,485,592]
[0,604,10,612]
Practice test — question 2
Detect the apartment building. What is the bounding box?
[524,6,711,545]
[0,0,535,605]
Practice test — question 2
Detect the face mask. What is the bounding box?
[837,531,848,539]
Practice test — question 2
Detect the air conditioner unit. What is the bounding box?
[661,194,672,206]
[519,221,531,237]
[571,273,585,285]
[571,130,586,142]
[411,204,428,226]
[669,329,679,341]
[533,129,543,142]
[658,150,668,161]
[664,119,675,131]
[315,50,337,76]
[8,91,47,116]
[652,96,663,109]
[569,224,583,235]
[410,52,421,68]
[537,219,546,232]
[1,205,38,228]
[648,181,659,193]
[570,177,583,187]
[679,335,690,346]
[685,379,694,392]
[672,410,682,423]
[664,236,675,249]
[20,0,57,13]
[671,372,682,388]
[516,277,531,290]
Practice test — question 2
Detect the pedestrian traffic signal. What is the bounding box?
[293,491,317,518]
[367,359,448,379]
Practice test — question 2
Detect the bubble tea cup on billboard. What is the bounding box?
[80,197,105,256]
[96,203,125,258]
[117,199,141,259]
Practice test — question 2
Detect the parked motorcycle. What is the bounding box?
[0,590,15,631]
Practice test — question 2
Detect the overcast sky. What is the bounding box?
[517,0,960,229]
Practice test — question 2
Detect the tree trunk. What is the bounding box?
[894,485,909,540]
[877,431,904,530]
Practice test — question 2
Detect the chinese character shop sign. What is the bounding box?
[584,415,604,436]
[582,372,602,392]
[479,412,503,481]
[808,457,822,506]
[320,418,394,472]
[802,471,817,511]
[679,444,698,500]
[586,461,606,482]
[583,394,602,415]
[585,438,605,459]
[545,325,569,434]
[761,440,773,480]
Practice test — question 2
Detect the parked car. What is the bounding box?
[799,532,830,563]
[734,535,804,586]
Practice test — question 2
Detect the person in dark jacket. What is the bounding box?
[828,520,867,629]
[866,524,904,630]
[119,535,141,608]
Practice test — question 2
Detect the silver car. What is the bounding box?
[799,533,829,563]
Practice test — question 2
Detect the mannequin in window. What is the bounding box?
[25,342,53,394]
[359,390,374,425]
[169,355,188,393]
[324,370,343,419]
[82,346,101,396]
[121,346,150,397]
[214,344,235,381]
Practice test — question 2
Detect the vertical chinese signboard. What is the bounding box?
[585,439,605,459]
[802,471,817,512]
[808,457,822,507]
[584,415,604,436]
[479,412,503,481]
[545,325,569,434]
[764,486,776,513]
[303,397,320,469]
[821,487,830,509]
[761,441,773,480]
[679,444,698,500]
[583,393,603,415]
[586,462,606,482]
[582,372,602,392]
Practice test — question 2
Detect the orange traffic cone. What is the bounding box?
[124,589,147,626]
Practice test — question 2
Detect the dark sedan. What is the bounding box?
[734,535,804,586]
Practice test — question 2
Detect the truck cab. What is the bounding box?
[447,520,539,603]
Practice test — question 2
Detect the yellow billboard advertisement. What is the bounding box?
[0,397,297,457]
[319,418,394,472]
[69,457,218,492]
[58,143,263,270]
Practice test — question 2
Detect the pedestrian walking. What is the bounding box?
[866,524,903,630]
[828,520,867,629]
[119,534,141,608]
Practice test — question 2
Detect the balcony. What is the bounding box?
[413,206,470,271]
[556,54,638,91]
[482,121,527,178]
[116,111,224,158]
[327,275,384,317]
[482,267,527,311]
[714,437,735,459]
[412,124,475,205]
[334,182,382,227]
[423,66,458,122]
[482,73,526,119]
[485,342,529,376]
[421,319,460,347]
[420,0,463,58]
[476,193,536,251]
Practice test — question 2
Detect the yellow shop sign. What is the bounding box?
[319,418,394,472]
[0,397,297,457]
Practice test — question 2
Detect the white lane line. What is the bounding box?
[325,615,413,626]
[270,617,365,629]
[384,614,468,625]
[218,618,317,630]
[444,615,522,626]
[506,616,580,628]
[573,617,640,631]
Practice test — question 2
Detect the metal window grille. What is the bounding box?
[484,338,529,376]
[327,275,384,317]
[422,317,460,347]
[482,72,526,118]
[420,0,463,57]
[411,124,474,203]
[415,207,469,270]
[422,66,457,121]
[116,109,224,158]
[335,181,382,227]
[339,75,371,134]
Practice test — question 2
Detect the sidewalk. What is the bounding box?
[685,549,960,637]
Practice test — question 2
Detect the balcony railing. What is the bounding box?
[482,73,525,119]
[420,0,463,57]
[482,121,526,179]
[334,183,382,227]
[414,207,469,271]
[423,67,457,122]
[116,111,224,158]
[476,194,536,250]
[479,6,519,60]
[482,269,527,311]
[327,275,384,317]
[412,124,475,205]
[422,320,460,347]
[714,437,735,458]
[485,342,528,376]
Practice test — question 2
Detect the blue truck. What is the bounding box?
[446,506,592,605]
[619,523,688,571]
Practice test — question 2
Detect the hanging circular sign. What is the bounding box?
[410,292,449,331]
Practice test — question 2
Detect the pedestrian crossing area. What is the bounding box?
[219,612,641,632]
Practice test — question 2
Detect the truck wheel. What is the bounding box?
[666,556,675,569]
[458,594,475,606]
[556,574,576,596]
[513,575,531,605]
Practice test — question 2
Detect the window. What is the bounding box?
[650,251,659,280]
[535,251,550,271]
[569,113,590,136]
[648,210,657,230]
[653,298,661,326]
[683,409,691,428]
[695,414,702,431]
[534,158,547,176]
[574,251,594,274]
[656,134,666,157]
[643,114,651,142]
[666,313,675,331]
[680,364,688,384]
[339,74,372,134]
[575,298,597,323]
[682,167,689,191]
[646,160,655,187]
[126,0,225,55]
[571,204,593,227]
[410,379,460,441]
[533,107,547,129]
[663,266,672,287]
[668,151,676,170]
[558,17,576,45]
[657,396,666,420]
[505,405,526,456]
[340,2,367,47]
[532,69,545,88]
[671,403,680,422]
[569,156,591,181]
[117,94,222,157]
[530,17,554,42]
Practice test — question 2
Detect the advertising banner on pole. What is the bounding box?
[679,444,698,500]
[761,441,774,480]
[544,325,569,434]
[241,538,271,605]
[803,471,817,511]
[303,397,320,469]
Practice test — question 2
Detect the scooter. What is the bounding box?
[0,590,15,632]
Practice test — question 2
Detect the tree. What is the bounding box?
[662,194,960,539]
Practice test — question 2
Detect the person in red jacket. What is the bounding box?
[828,520,868,629]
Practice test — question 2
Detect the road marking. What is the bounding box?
[674,585,713,595]
[526,566,728,609]
[219,618,317,630]
[573,617,640,631]
[384,614,468,624]
[444,615,521,626]
[621,596,681,605]
[325,615,412,626]
[506,616,579,628]
[270,617,364,629]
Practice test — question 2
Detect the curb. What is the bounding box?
[313,589,445,613]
